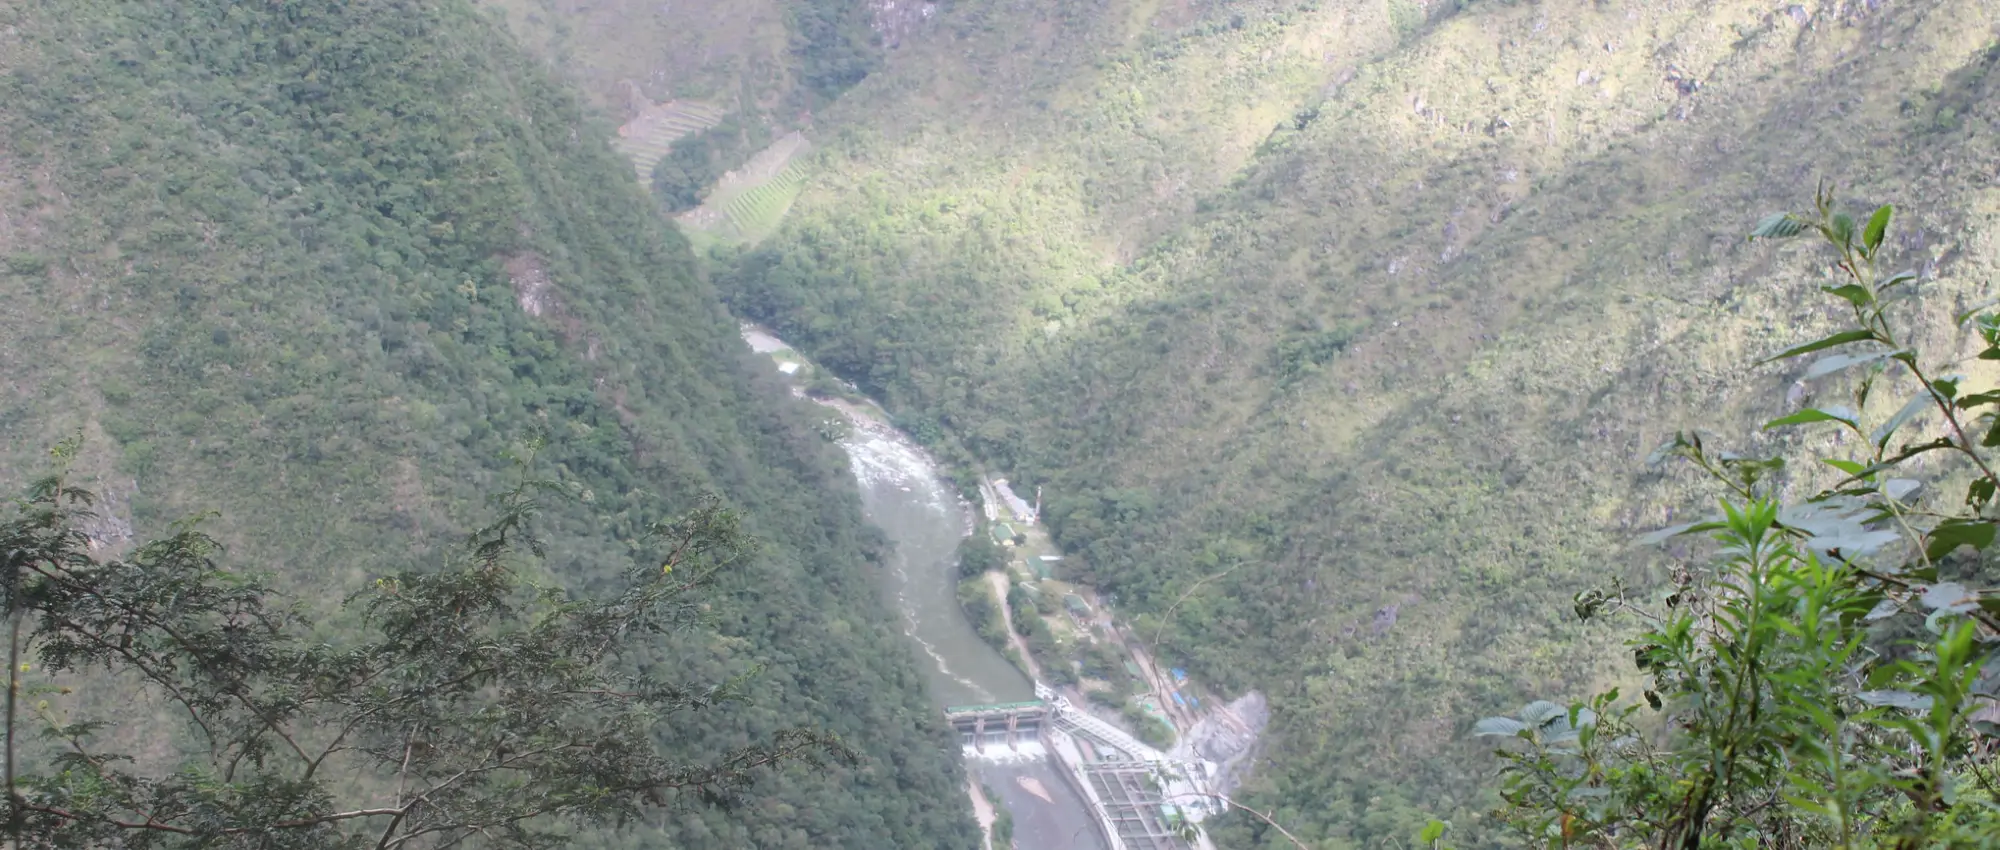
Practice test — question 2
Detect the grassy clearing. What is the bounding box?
[720,159,811,240]
[677,132,814,244]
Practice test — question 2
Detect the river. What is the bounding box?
[744,326,1106,848]
[839,411,1108,850]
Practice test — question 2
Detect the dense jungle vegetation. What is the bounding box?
[0,1,976,848]
[641,0,2000,844]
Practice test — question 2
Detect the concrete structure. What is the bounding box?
[947,685,1219,850]
[991,478,1038,525]
[944,701,1047,753]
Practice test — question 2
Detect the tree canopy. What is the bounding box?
[4,446,845,849]
[955,533,1007,579]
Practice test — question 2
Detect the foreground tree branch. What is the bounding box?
[1478,195,2000,847]
[1,459,852,850]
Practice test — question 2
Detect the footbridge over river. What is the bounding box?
[946,686,1218,850]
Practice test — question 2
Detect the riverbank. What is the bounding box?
[968,778,997,850]
[739,322,1252,847]
[741,324,1104,849]
[968,501,1261,770]
[987,570,1042,682]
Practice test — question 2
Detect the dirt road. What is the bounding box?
[986,571,1042,682]
[967,778,997,850]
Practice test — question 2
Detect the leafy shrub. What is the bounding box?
[1,457,848,848]
[1480,192,2000,847]
[957,532,1008,578]
[956,577,1009,651]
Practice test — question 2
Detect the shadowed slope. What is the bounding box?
[722,0,2000,842]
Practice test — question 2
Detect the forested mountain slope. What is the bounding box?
[0,2,975,847]
[705,0,2000,844]
[477,0,884,111]
[476,0,885,228]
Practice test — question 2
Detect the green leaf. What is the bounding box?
[1872,437,1956,473]
[1926,520,1997,561]
[1922,581,1979,612]
[1645,433,1697,467]
[1863,204,1893,253]
[1419,820,1447,844]
[1956,391,2000,410]
[1956,294,2000,325]
[1719,454,1785,487]
[1751,212,1806,239]
[1573,588,1615,621]
[1782,499,1900,556]
[1803,349,1896,379]
[1857,690,1934,711]
[1822,458,1869,476]
[1865,597,1902,621]
[1865,665,1904,690]
[1519,701,1565,727]
[1764,406,1859,431]
[1969,478,1997,510]
[1761,329,1879,363]
[1636,520,1723,545]
[1804,529,1901,557]
[1984,416,2000,447]
[1820,283,1873,307]
[1872,393,1931,450]
[1471,716,1527,737]
[1830,212,1857,247]
[1882,270,1921,293]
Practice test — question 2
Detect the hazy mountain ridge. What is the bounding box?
[0,2,976,847]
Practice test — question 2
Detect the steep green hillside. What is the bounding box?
[716,0,2000,844]
[0,1,975,848]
